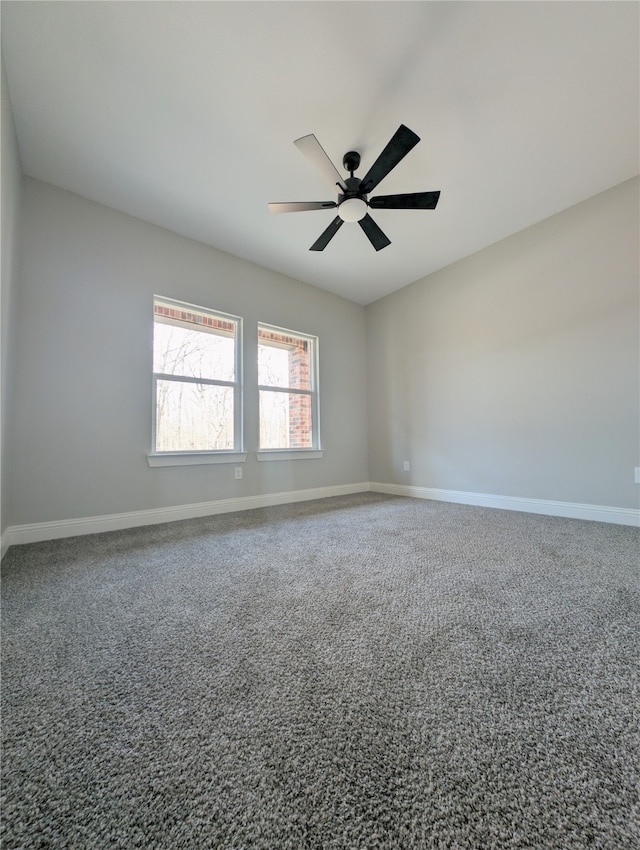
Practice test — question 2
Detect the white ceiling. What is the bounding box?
[2,1,638,305]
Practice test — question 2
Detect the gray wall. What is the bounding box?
[366,177,639,509]
[5,178,369,526]
[4,157,638,530]
[1,56,23,537]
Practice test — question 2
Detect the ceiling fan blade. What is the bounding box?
[294,134,348,192]
[369,191,440,210]
[358,214,391,251]
[359,125,420,194]
[309,216,344,251]
[268,201,337,214]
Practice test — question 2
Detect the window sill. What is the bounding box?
[256,450,324,462]
[147,451,247,468]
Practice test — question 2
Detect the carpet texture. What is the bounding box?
[2,493,639,849]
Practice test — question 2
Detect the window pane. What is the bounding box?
[258,327,312,390]
[259,390,312,449]
[257,342,289,388]
[156,380,234,451]
[154,322,235,382]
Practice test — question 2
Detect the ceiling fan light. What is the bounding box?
[338,197,368,223]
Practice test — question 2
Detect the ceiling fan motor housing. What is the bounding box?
[343,151,361,173]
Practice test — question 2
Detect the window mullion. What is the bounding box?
[154,372,236,390]
[257,385,313,396]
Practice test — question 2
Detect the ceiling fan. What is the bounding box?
[268,124,440,252]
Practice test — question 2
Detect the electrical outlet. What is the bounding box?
[234,467,243,480]
[635,467,640,485]
[403,461,410,472]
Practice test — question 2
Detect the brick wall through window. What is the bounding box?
[258,326,315,449]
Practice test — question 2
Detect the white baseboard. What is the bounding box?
[3,480,637,556]
[2,482,371,551]
[370,482,640,527]
[0,528,9,560]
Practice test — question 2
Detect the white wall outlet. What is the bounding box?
[234,467,243,480]
[403,461,410,472]
[635,467,640,485]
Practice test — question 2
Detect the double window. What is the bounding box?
[151,298,319,457]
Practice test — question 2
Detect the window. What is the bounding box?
[258,324,319,450]
[152,297,242,453]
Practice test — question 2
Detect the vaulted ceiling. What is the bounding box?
[2,1,638,304]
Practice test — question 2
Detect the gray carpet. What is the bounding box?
[1,493,639,849]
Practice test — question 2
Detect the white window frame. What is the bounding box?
[256,322,322,460]
[148,296,245,467]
